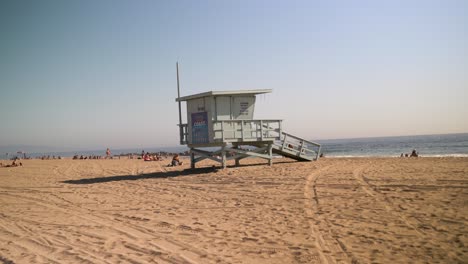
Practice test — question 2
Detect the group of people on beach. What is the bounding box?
[142,151,183,166]
[0,158,22,168]
[40,155,62,160]
[139,150,183,166]
[401,149,419,158]
[67,148,185,164]
[143,152,162,161]
[71,148,114,160]
[73,155,105,160]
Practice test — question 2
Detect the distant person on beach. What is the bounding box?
[410,149,419,157]
[106,148,111,159]
[171,154,183,166]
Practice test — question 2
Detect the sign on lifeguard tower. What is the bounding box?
[191,112,209,144]
[175,64,321,168]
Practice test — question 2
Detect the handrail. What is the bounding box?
[276,131,321,160]
[212,119,282,142]
[179,120,320,161]
[281,131,320,147]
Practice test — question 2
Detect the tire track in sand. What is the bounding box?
[351,163,464,263]
[1,189,217,264]
[1,160,217,264]
[352,165,425,238]
[304,164,352,264]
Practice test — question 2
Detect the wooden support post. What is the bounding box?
[268,143,273,166]
[233,145,240,166]
[221,148,227,169]
[190,148,195,169]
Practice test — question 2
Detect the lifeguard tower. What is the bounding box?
[176,88,321,169]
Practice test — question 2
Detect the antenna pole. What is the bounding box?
[177,62,182,126]
[176,62,183,144]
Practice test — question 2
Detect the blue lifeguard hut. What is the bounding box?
[175,65,321,168]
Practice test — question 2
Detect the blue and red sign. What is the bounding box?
[191,112,209,144]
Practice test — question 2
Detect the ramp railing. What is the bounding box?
[275,132,321,161]
[260,122,321,161]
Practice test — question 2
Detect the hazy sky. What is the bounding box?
[1,0,467,150]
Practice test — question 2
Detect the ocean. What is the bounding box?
[1,133,468,160]
[318,133,468,157]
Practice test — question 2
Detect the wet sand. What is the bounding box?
[0,157,467,263]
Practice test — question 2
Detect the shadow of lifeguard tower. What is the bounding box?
[176,89,321,169]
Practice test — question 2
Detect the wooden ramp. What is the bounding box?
[271,131,321,161]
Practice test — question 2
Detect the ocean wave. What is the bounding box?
[421,154,468,158]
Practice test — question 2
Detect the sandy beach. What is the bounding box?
[0,157,467,263]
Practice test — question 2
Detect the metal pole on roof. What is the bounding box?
[176,62,184,144]
[176,62,182,126]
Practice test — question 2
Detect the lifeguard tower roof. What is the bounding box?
[176,89,272,102]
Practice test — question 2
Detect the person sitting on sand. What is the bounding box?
[410,149,418,157]
[171,154,183,166]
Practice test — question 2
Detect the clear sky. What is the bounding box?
[1,0,467,151]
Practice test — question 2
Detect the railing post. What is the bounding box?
[299,140,305,157]
[278,120,282,138]
[265,121,269,138]
[232,121,235,139]
[221,121,225,141]
[260,120,264,141]
[281,133,288,151]
[241,121,244,140]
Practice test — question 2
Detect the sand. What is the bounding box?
[0,157,467,263]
